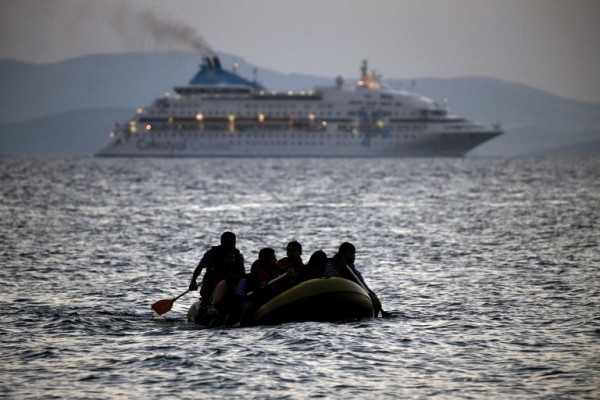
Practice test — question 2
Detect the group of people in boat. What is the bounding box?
[188,231,384,324]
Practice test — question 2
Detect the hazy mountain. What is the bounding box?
[0,108,132,156]
[0,52,329,123]
[1,51,599,156]
[383,77,600,156]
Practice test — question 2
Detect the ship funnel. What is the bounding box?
[205,57,214,69]
[213,57,222,70]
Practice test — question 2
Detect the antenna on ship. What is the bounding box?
[361,60,368,79]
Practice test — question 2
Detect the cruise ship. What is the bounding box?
[96,56,501,157]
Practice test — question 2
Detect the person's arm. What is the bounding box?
[236,252,245,269]
[189,250,211,290]
[349,265,383,315]
[349,265,370,291]
[276,257,300,280]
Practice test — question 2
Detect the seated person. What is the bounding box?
[246,247,280,303]
[208,250,246,316]
[189,231,244,308]
[298,250,328,282]
[238,247,279,325]
[324,242,383,316]
[274,240,304,289]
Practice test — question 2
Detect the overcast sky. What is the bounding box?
[1,0,599,103]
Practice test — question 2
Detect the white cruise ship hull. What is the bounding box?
[97,127,500,157]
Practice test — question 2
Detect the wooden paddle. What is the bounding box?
[151,290,190,315]
[246,272,289,297]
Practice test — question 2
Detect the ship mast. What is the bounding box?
[358,59,381,90]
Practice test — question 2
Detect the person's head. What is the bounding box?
[258,247,277,267]
[286,240,302,258]
[220,231,237,251]
[338,242,355,264]
[308,250,327,268]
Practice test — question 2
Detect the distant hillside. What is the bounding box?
[469,126,600,157]
[0,52,329,123]
[1,51,599,156]
[539,138,600,156]
[0,54,197,123]
[0,108,132,156]
[393,77,600,132]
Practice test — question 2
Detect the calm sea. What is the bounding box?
[1,156,599,399]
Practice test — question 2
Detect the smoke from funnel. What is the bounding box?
[0,2,216,63]
[139,10,214,56]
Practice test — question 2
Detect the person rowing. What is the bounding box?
[188,231,245,310]
[324,242,385,317]
[152,231,244,318]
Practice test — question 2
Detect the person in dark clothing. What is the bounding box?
[324,242,383,316]
[209,250,246,315]
[246,247,279,299]
[189,231,245,308]
[238,247,279,325]
[274,240,304,289]
[298,250,328,282]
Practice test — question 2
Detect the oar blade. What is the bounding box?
[152,299,174,315]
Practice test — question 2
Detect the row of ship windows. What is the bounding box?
[168,101,400,110]
[348,100,399,106]
[158,103,407,115]
[148,110,422,118]
[140,124,426,134]
[190,138,418,147]
[168,103,334,110]
[143,131,419,140]
[176,92,394,100]
[150,110,421,118]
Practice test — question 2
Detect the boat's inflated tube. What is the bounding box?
[249,277,374,325]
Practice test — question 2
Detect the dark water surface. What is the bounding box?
[1,157,599,399]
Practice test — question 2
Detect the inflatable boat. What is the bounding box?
[187,277,375,327]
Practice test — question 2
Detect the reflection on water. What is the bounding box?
[1,157,599,399]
